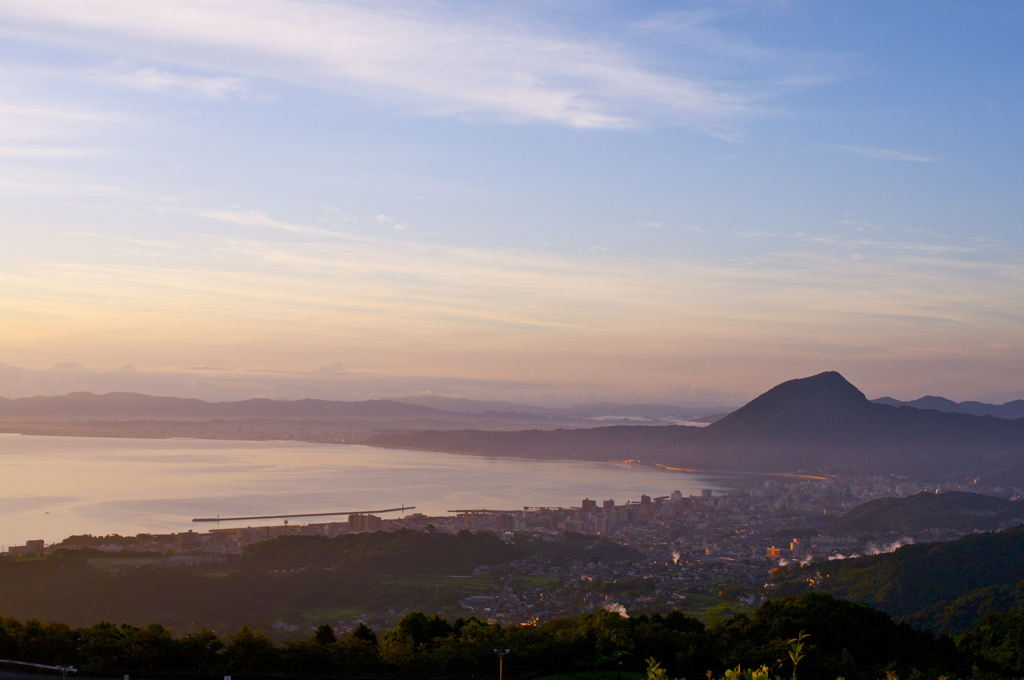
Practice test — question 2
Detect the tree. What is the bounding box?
[349,622,377,646]
[224,625,276,675]
[313,624,337,645]
[179,628,224,675]
[124,623,175,673]
[78,622,128,673]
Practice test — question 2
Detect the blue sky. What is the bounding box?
[0,0,1021,405]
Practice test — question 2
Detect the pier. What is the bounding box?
[192,505,415,523]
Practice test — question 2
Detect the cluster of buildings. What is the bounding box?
[3,539,44,555]
[448,475,1019,623]
[5,472,1019,628]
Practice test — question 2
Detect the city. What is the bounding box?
[8,473,1018,635]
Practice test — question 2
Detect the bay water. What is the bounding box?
[0,433,741,548]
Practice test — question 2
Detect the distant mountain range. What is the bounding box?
[0,391,728,429]
[365,372,1024,483]
[398,393,1024,421]
[2,373,1021,482]
[2,382,1017,425]
[382,395,730,421]
[0,392,450,422]
[872,395,1024,419]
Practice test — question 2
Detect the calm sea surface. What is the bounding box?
[0,434,747,548]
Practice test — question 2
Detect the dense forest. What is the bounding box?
[2,594,1021,679]
[783,526,1024,633]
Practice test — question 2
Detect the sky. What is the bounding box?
[0,0,1021,406]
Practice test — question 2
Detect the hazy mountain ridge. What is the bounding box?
[0,391,716,427]
[3,373,1022,481]
[366,372,1024,482]
[872,395,1024,419]
[393,395,567,416]
[685,372,1024,479]
[365,424,705,461]
[394,395,732,420]
[0,391,451,422]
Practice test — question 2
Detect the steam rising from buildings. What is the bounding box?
[604,603,629,618]
[828,537,915,561]
[867,537,915,555]
[777,556,813,567]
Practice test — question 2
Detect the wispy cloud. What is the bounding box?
[839,145,935,162]
[112,68,245,98]
[0,1,829,130]
[636,8,839,74]
[0,146,110,159]
[0,103,116,124]
[0,359,551,403]
[0,178,128,197]
[0,102,120,141]
[198,209,357,240]
[739,225,1015,259]
[0,210,1019,404]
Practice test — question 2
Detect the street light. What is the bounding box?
[493,648,510,680]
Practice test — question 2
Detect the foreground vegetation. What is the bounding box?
[1,594,1021,679]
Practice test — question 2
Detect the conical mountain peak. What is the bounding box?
[711,371,871,434]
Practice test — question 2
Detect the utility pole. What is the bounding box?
[493,648,509,680]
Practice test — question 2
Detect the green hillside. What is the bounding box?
[827,491,1024,534]
[910,581,1024,633]
[801,526,1024,630]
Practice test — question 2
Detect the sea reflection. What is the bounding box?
[0,433,741,547]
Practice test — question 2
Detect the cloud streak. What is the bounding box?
[0,146,110,159]
[199,209,357,240]
[0,102,120,142]
[0,212,1019,402]
[0,0,820,129]
[113,67,245,98]
[840,145,935,162]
